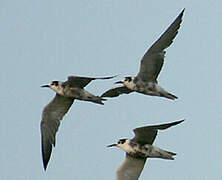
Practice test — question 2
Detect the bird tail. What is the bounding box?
[155,85,178,100]
[84,95,107,105]
[91,96,107,105]
[161,92,178,100]
[81,90,107,105]
[158,88,178,100]
[150,146,177,160]
[160,149,177,160]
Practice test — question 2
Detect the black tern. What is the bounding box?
[41,75,115,170]
[102,9,184,100]
[107,120,184,180]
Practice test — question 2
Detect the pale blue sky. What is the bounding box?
[1,0,222,179]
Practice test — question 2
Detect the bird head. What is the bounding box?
[107,138,130,150]
[115,77,134,85]
[115,77,135,90]
[41,81,63,94]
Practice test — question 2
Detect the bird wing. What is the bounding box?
[66,75,116,88]
[137,9,184,82]
[132,120,184,145]
[116,154,146,180]
[101,86,133,98]
[41,94,74,170]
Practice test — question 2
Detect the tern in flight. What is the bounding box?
[102,9,184,100]
[41,75,115,170]
[107,120,184,180]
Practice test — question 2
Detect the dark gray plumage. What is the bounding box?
[41,95,74,170]
[132,120,184,145]
[101,86,133,98]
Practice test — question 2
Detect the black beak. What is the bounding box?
[41,85,50,88]
[107,144,117,147]
[115,81,123,84]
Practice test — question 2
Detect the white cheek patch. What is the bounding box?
[50,85,64,95]
[124,81,135,90]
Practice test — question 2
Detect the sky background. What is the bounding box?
[1,0,222,179]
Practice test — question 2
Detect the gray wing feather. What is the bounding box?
[132,120,184,145]
[116,154,146,180]
[66,75,116,88]
[137,9,184,82]
[41,94,74,170]
[101,86,133,98]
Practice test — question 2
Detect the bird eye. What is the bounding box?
[125,77,132,82]
[118,139,126,144]
[52,81,58,86]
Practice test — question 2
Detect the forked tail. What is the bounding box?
[83,91,107,105]
[159,90,178,100]
[150,146,177,160]
[156,85,178,100]
[91,96,107,105]
[157,148,177,160]
[164,92,178,100]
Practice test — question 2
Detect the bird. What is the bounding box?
[40,75,115,170]
[102,9,184,100]
[107,120,184,180]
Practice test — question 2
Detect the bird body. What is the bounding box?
[117,139,176,160]
[65,87,106,105]
[43,80,106,105]
[120,77,177,99]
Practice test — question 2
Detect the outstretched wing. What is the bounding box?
[116,154,146,180]
[41,94,74,170]
[66,75,116,88]
[132,120,184,145]
[101,86,133,98]
[137,9,184,82]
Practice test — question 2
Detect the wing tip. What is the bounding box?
[181,8,185,14]
[42,152,50,170]
[94,74,118,80]
[178,8,185,20]
[41,137,53,171]
[173,119,185,125]
[164,119,185,129]
[103,74,119,79]
[43,161,48,171]
[42,147,51,171]
[164,119,185,130]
